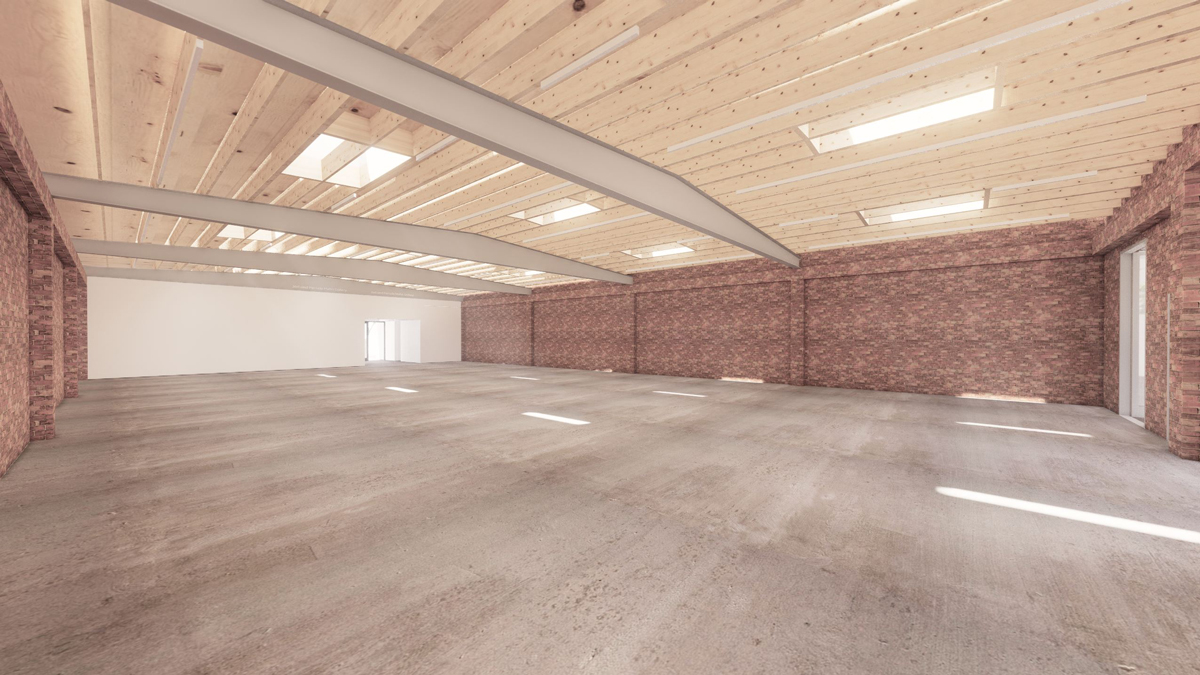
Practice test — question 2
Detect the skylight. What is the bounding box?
[328,147,411,188]
[622,244,694,259]
[511,201,599,225]
[888,200,984,223]
[807,89,996,154]
[216,225,282,241]
[281,133,344,181]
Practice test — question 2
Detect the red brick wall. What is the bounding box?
[463,220,1106,406]
[637,282,792,383]
[0,78,87,476]
[807,258,1103,404]
[53,252,64,404]
[0,181,29,473]
[533,293,634,373]
[1095,124,1200,459]
[461,297,533,367]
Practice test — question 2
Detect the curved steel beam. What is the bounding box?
[85,266,463,302]
[103,0,800,268]
[73,239,530,295]
[47,174,627,284]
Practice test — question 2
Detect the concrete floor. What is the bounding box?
[1,363,1198,674]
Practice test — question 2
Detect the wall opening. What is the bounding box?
[1119,241,1147,423]
[365,320,387,361]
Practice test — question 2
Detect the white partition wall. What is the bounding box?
[88,276,461,379]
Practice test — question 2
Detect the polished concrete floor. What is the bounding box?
[1,362,1198,674]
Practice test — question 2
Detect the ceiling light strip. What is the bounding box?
[391,162,524,219]
[806,214,1069,249]
[541,26,641,91]
[522,211,649,243]
[414,135,458,162]
[992,171,1099,192]
[739,96,1145,194]
[669,0,1132,153]
[778,214,839,227]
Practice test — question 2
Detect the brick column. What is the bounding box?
[27,218,55,440]
[1172,164,1200,460]
[63,264,86,398]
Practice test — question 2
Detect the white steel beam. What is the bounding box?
[47,174,626,285]
[103,0,799,268]
[85,266,463,302]
[74,239,530,295]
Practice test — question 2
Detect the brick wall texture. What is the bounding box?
[463,219,1106,406]
[0,78,86,476]
[1096,124,1200,460]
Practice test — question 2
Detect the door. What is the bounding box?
[365,320,386,361]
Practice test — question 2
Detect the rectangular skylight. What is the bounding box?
[282,133,345,181]
[216,224,281,241]
[328,146,411,188]
[622,244,694,259]
[887,199,984,223]
[512,201,600,226]
[811,89,995,153]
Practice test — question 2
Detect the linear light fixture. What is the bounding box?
[330,192,358,211]
[806,214,1069,249]
[510,376,539,380]
[669,0,1133,152]
[155,39,205,189]
[523,412,589,425]
[316,374,336,378]
[992,171,1099,192]
[414,135,458,162]
[392,160,522,219]
[936,487,1200,543]
[541,26,641,90]
[779,214,839,227]
[740,96,1146,193]
[623,244,695,259]
[653,391,706,398]
[385,386,417,393]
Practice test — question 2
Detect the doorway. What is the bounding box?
[365,320,387,362]
[1119,242,1147,423]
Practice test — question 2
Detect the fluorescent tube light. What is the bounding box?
[522,212,647,243]
[778,214,839,227]
[316,374,336,378]
[541,26,641,90]
[442,181,572,228]
[385,386,417,393]
[523,412,590,425]
[992,171,1099,192]
[510,376,539,380]
[653,391,707,397]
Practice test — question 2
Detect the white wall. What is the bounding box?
[88,276,461,379]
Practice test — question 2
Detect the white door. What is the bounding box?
[365,321,386,361]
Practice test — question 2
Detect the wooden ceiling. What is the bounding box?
[2,0,1197,296]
